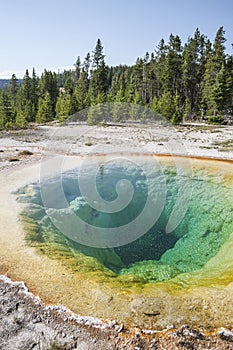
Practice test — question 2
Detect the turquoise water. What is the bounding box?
[18,158,233,283]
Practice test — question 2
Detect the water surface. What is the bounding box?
[19,155,233,285]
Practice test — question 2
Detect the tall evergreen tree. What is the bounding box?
[89,39,108,101]
[124,76,134,103]
[226,56,233,114]
[15,110,28,128]
[74,56,81,84]
[16,69,34,122]
[182,29,207,116]
[201,27,227,116]
[56,91,76,122]
[9,74,19,104]
[36,91,53,123]
[132,58,144,103]
[77,52,91,107]
[211,63,232,114]
[21,69,32,101]
[31,68,39,114]
[152,38,167,99]
[161,34,183,96]
[64,76,75,95]
[92,39,105,69]
[74,72,89,111]
[0,91,15,128]
[39,70,58,116]
[157,91,176,121]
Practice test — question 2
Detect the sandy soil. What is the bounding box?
[0,122,233,349]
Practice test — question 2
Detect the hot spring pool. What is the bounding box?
[16,155,233,328]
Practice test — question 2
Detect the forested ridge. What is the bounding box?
[0,27,232,129]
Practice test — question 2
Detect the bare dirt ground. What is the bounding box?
[0,122,233,349]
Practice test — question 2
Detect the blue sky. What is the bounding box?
[0,0,232,78]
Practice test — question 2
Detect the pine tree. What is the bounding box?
[151,96,159,111]
[161,34,183,96]
[9,74,19,104]
[0,91,15,128]
[74,56,81,84]
[56,91,76,122]
[31,68,39,115]
[157,91,176,121]
[21,69,32,102]
[112,102,127,122]
[171,93,182,124]
[16,69,38,122]
[182,29,207,116]
[36,92,53,123]
[64,76,75,95]
[83,52,91,75]
[226,56,233,114]
[15,110,28,128]
[92,39,105,69]
[132,58,144,103]
[74,75,88,111]
[152,38,167,99]
[24,101,34,122]
[39,70,58,116]
[55,91,66,120]
[87,93,107,125]
[108,66,127,102]
[89,39,108,101]
[142,52,150,103]
[130,92,142,120]
[212,63,232,114]
[125,73,136,103]
[112,83,127,122]
[201,27,227,116]
[183,98,192,120]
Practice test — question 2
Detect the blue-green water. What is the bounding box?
[18,158,233,283]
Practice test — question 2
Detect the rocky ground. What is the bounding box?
[0,122,233,171]
[1,275,233,350]
[0,122,233,349]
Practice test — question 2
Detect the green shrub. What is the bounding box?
[206,115,224,124]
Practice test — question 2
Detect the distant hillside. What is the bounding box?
[0,79,22,89]
[0,80,10,89]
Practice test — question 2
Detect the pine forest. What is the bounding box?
[0,27,232,129]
